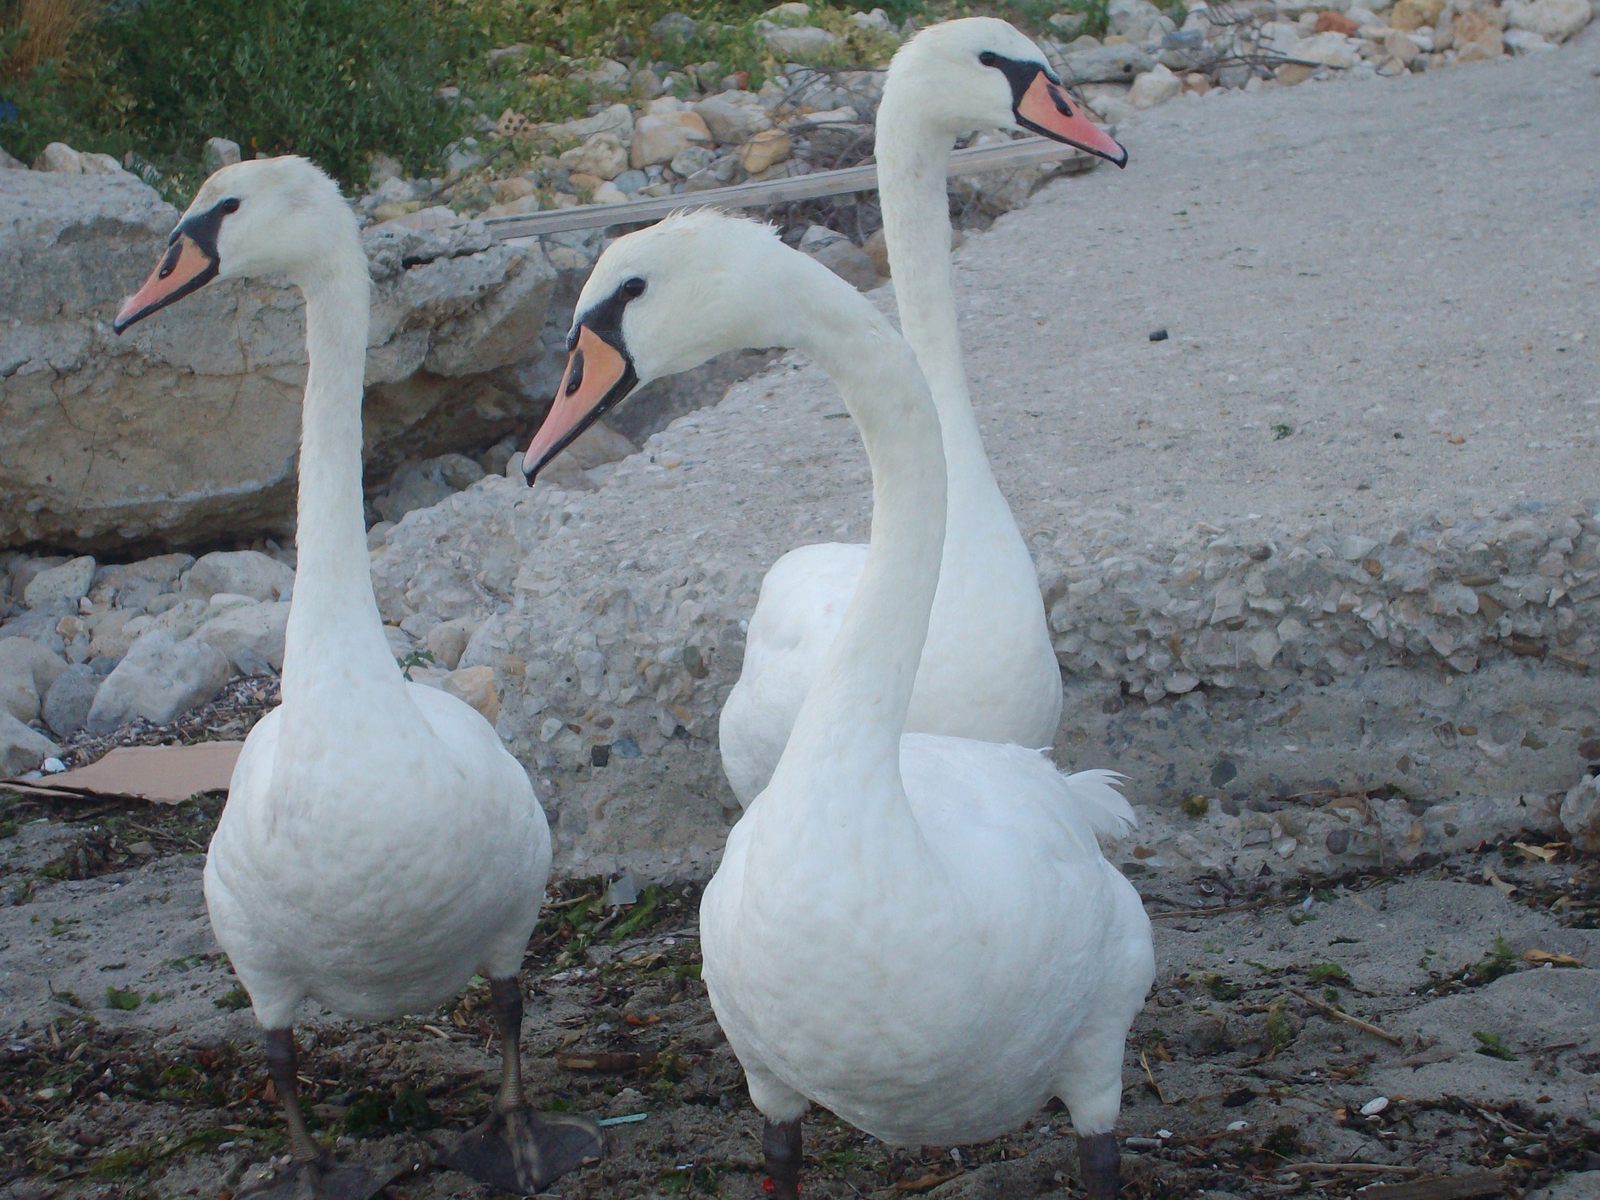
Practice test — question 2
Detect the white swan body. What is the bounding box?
[115,158,601,1196]
[208,682,546,1026]
[120,158,550,1031]
[708,741,1149,1146]
[719,18,1127,805]
[521,209,1152,1197]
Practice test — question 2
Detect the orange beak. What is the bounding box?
[523,324,638,481]
[113,232,220,333]
[1015,73,1127,168]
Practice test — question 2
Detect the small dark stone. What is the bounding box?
[1210,758,1238,787]
[683,644,708,678]
[1148,328,1169,342]
[1325,829,1351,855]
[612,736,642,759]
[590,743,611,768]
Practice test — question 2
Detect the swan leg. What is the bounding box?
[760,1117,803,1200]
[439,976,605,1192]
[1076,1132,1120,1200]
[236,1029,403,1200]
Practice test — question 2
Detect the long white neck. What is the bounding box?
[874,89,1013,533]
[768,263,949,784]
[279,244,399,703]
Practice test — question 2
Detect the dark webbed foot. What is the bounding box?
[244,1029,404,1200]
[236,1157,404,1200]
[1077,1132,1120,1200]
[440,1108,605,1192]
[439,976,605,1190]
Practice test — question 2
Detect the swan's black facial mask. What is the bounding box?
[523,283,641,482]
[113,198,236,333]
[984,55,1128,168]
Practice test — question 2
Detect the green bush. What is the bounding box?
[3,0,484,189]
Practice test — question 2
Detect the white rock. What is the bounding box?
[539,103,635,148]
[1129,63,1182,108]
[1109,0,1178,41]
[693,92,773,143]
[740,129,794,173]
[196,600,290,674]
[1560,774,1600,853]
[1256,20,1305,56]
[1504,26,1562,49]
[1504,0,1592,40]
[23,556,96,610]
[33,143,85,172]
[0,709,58,776]
[87,609,142,660]
[670,145,716,176]
[42,665,100,737]
[182,550,295,603]
[848,8,894,32]
[1291,31,1362,67]
[0,637,69,722]
[35,143,122,175]
[1278,0,1352,12]
[425,619,477,670]
[559,133,628,180]
[85,629,230,733]
[90,556,192,612]
[629,112,713,169]
[576,58,629,88]
[765,25,842,58]
[442,664,500,723]
[202,137,242,171]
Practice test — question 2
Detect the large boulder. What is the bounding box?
[0,167,558,552]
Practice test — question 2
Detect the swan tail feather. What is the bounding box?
[1060,768,1138,840]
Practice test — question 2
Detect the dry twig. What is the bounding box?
[1287,987,1404,1046]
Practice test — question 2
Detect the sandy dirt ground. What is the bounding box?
[2,777,1598,1200]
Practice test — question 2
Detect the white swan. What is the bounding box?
[525,18,1127,805]
[716,19,1133,805]
[521,210,1154,1200]
[114,157,602,1200]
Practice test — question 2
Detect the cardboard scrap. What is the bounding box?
[1,741,242,804]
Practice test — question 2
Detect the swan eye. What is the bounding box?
[621,276,647,299]
[978,50,1000,67]
[220,197,241,214]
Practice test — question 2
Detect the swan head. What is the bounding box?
[523,211,818,481]
[886,17,1125,167]
[113,156,359,333]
